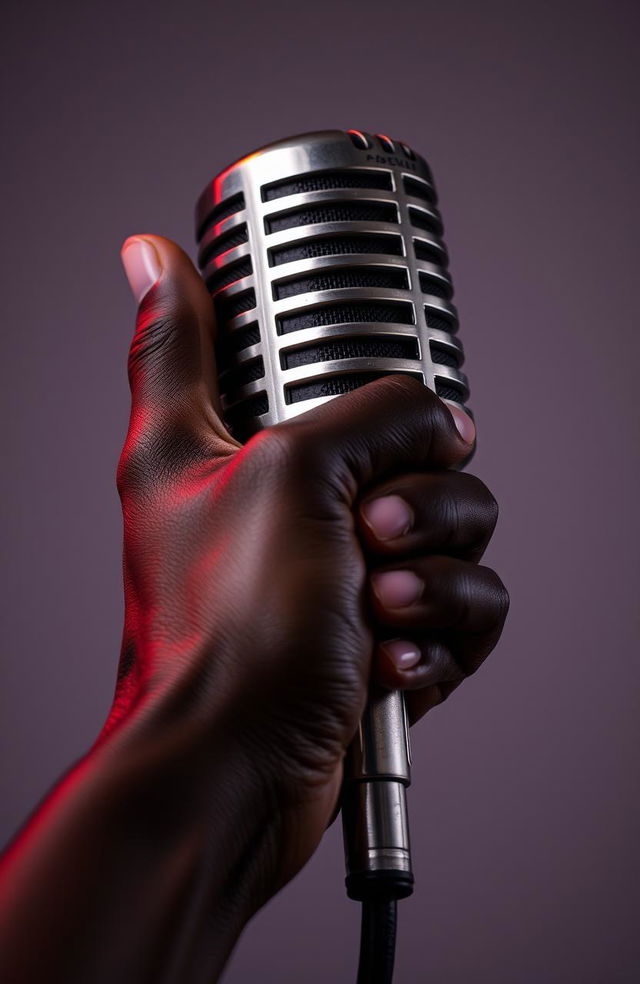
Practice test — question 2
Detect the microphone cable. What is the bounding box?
[357,896,397,984]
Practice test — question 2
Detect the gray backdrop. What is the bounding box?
[2,1,639,981]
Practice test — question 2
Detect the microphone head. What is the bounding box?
[195,129,469,441]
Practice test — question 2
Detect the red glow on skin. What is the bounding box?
[0,753,98,877]
[108,413,265,735]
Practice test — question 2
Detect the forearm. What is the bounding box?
[0,696,276,984]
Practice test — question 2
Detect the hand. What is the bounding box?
[111,235,509,898]
[0,232,508,984]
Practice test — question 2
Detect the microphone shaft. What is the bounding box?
[342,687,413,900]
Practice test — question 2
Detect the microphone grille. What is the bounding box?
[195,130,469,440]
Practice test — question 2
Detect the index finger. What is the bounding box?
[270,374,476,502]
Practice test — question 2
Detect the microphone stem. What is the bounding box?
[342,687,414,901]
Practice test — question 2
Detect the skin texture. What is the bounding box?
[0,236,508,983]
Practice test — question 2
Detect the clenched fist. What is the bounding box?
[0,234,508,984]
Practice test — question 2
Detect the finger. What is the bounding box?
[358,471,498,562]
[373,636,467,724]
[369,556,509,671]
[267,375,476,506]
[120,234,237,456]
[370,556,508,633]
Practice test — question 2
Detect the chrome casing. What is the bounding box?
[196,129,468,437]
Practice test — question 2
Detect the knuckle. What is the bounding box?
[238,430,301,497]
[128,313,180,381]
[424,558,471,623]
[395,373,443,419]
[245,424,355,511]
[127,301,197,391]
[496,579,511,622]
[369,374,442,429]
[378,372,429,401]
[466,473,499,513]
[439,483,463,548]
[254,422,331,478]
[245,426,302,474]
[485,568,510,625]
[478,481,500,530]
[463,474,500,543]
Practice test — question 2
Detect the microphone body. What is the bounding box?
[195,129,469,901]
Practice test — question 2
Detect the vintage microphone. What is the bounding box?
[194,129,469,982]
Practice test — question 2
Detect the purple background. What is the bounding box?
[2,1,639,980]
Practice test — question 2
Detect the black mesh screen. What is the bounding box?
[285,370,423,404]
[219,357,265,395]
[413,238,448,266]
[409,206,443,235]
[206,256,253,293]
[270,233,403,266]
[263,169,392,200]
[198,192,245,239]
[266,201,398,234]
[274,266,408,300]
[418,272,452,299]
[199,224,249,266]
[435,380,468,403]
[278,301,413,334]
[282,335,419,369]
[403,176,437,205]
[224,392,269,441]
[425,309,457,334]
[220,321,260,356]
[215,288,256,322]
[430,343,460,368]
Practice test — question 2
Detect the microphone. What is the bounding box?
[194,125,469,932]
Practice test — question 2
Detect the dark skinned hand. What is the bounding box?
[0,234,508,984]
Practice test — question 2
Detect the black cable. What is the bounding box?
[356,897,397,984]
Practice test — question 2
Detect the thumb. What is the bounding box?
[120,234,236,448]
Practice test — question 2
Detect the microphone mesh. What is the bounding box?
[200,224,249,266]
[197,192,246,240]
[282,336,420,369]
[430,343,461,368]
[403,176,437,204]
[278,301,414,335]
[263,169,393,200]
[218,322,260,354]
[287,372,423,404]
[274,267,409,300]
[206,256,253,293]
[195,129,470,439]
[215,288,256,321]
[266,201,398,233]
[413,238,449,266]
[270,233,404,265]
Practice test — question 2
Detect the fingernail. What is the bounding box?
[121,237,162,304]
[372,570,423,608]
[361,495,413,540]
[445,402,476,445]
[382,639,422,669]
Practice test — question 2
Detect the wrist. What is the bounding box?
[1,687,280,984]
[96,687,281,914]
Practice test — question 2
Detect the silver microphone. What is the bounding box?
[194,129,469,902]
